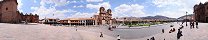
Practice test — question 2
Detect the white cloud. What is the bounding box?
[153,0,179,7]
[86,2,111,10]
[32,6,76,19]
[152,0,202,18]
[32,0,77,19]
[113,4,146,18]
[31,7,38,10]
[69,1,77,3]
[86,0,103,2]
[40,0,70,7]
[73,6,77,8]
[17,0,23,12]
[73,5,84,8]
[156,11,185,18]
[196,0,208,3]
[34,0,37,3]
[68,12,95,18]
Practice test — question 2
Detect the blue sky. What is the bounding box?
[17,0,208,19]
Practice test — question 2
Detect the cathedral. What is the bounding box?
[93,7,114,25]
[194,2,208,23]
[0,0,39,23]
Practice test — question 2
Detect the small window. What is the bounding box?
[6,8,8,10]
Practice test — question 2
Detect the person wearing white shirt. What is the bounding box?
[117,35,120,40]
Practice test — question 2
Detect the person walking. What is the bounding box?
[100,32,103,37]
[196,21,198,29]
[117,35,121,40]
[192,21,195,28]
[108,26,110,30]
[162,29,164,33]
[190,21,192,29]
[75,26,78,31]
[177,29,183,40]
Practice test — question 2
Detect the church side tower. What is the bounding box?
[0,0,21,23]
[99,7,105,13]
[107,9,112,24]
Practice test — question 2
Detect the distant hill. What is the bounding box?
[141,15,175,20]
[116,15,176,21]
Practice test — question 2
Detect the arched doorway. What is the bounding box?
[206,17,208,23]
[0,13,1,22]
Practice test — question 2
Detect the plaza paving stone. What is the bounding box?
[0,22,207,40]
[0,23,115,40]
[136,22,208,40]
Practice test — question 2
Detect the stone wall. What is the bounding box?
[21,13,39,23]
[0,0,39,23]
[0,0,21,23]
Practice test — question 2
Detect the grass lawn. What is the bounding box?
[124,22,165,27]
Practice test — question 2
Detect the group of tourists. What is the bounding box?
[161,24,184,40]
[108,27,113,31]
[100,21,200,40]
[190,21,198,29]
[108,25,118,31]
[169,28,176,33]
[100,32,103,37]
[177,21,199,40]
[167,25,176,33]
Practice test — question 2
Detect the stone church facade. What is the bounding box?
[0,0,39,23]
[93,7,114,25]
[20,13,39,23]
[194,2,208,23]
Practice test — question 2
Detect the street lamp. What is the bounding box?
[186,12,188,26]
[131,16,132,27]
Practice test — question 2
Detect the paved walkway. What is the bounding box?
[0,23,115,40]
[136,22,208,40]
[0,22,207,40]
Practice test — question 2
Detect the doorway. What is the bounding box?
[206,17,208,23]
[0,13,1,22]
